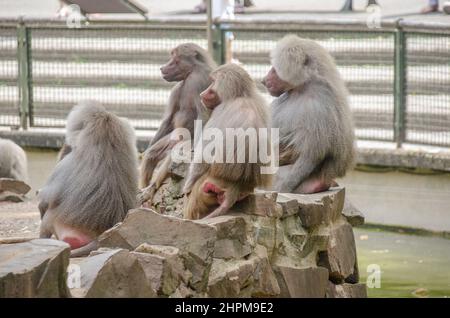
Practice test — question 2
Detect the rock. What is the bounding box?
[276,193,299,218]
[207,245,279,297]
[198,215,252,260]
[274,266,329,298]
[69,249,156,298]
[277,188,344,228]
[0,178,31,195]
[342,200,365,227]
[0,191,26,202]
[326,282,367,298]
[281,215,308,250]
[98,208,217,292]
[133,244,191,296]
[170,284,197,298]
[0,239,70,297]
[317,220,357,283]
[299,188,345,228]
[250,245,280,297]
[251,216,284,259]
[232,191,282,218]
[150,179,185,217]
[169,161,189,179]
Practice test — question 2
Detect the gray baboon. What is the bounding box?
[0,138,28,182]
[184,63,272,220]
[38,100,138,257]
[262,34,355,194]
[140,43,217,189]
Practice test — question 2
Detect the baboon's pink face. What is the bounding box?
[200,78,221,110]
[262,67,291,97]
[160,51,192,82]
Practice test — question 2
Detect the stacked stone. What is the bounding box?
[0,185,366,298]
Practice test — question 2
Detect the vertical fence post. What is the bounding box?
[206,0,213,55]
[394,23,406,148]
[212,22,224,65]
[17,19,32,130]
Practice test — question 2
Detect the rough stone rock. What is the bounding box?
[150,178,185,217]
[326,282,367,298]
[169,161,189,179]
[250,215,284,259]
[0,239,70,297]
[170,284,197,298]
[281,215,308,251]
[133,244,191,296]
[98,208,217,292]
[282,188,345,228]
[69,249,156,298]
[317,219,357,283]
[232,191,282,218]
[276,193,299,218]
[198,215,252,260]
[0,191,26,202]
[342,200,365,227]
[207,245,280,297]
[274,266,329,298]
[0,178,31,195]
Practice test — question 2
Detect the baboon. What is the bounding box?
[38,100,138,257]
[184,63,272,220]
[0,138,28,182]
[140,43,217,189]
[262,34,355,194]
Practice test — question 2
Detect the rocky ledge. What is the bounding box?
[0,186,366,298]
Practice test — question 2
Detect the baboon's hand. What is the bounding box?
[136,184,156,206]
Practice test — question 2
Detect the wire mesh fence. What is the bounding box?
[28,26,206,129]
[229,29,396,142]
[0,19,449,148]
[0,26,20,127]
[405,32,450,147]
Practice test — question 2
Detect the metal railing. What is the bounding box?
[0,17,449,148]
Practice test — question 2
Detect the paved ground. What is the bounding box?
[0,0,449,23]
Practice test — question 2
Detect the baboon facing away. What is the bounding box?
[140,43,217,190]
[0,138,28,182]
[262,34,355,194]
[38,101,138,257]
[184,63,272,220]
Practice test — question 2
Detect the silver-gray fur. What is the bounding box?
[38,100,138,235]
[270,35,355,192]
[0,138,28,182]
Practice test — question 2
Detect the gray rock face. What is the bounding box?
[326,282,368,298]
[317,220,358,283]
[0,178,31,202]
[342,200,365,227]
[134,244,191,296]
[0,239,70,297]
[69,249,156,298]
[98,209,217,292]
[0,178,31,195]
[275,266,329,298]
[1,182,366,298]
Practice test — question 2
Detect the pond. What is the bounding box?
[355,227,450,298]
[5,149,450,298]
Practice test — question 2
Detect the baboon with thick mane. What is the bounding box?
[0,138,28,182]
[262,34,355,193]
[38,100,139,256]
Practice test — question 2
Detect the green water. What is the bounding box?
[355,228,450,298]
